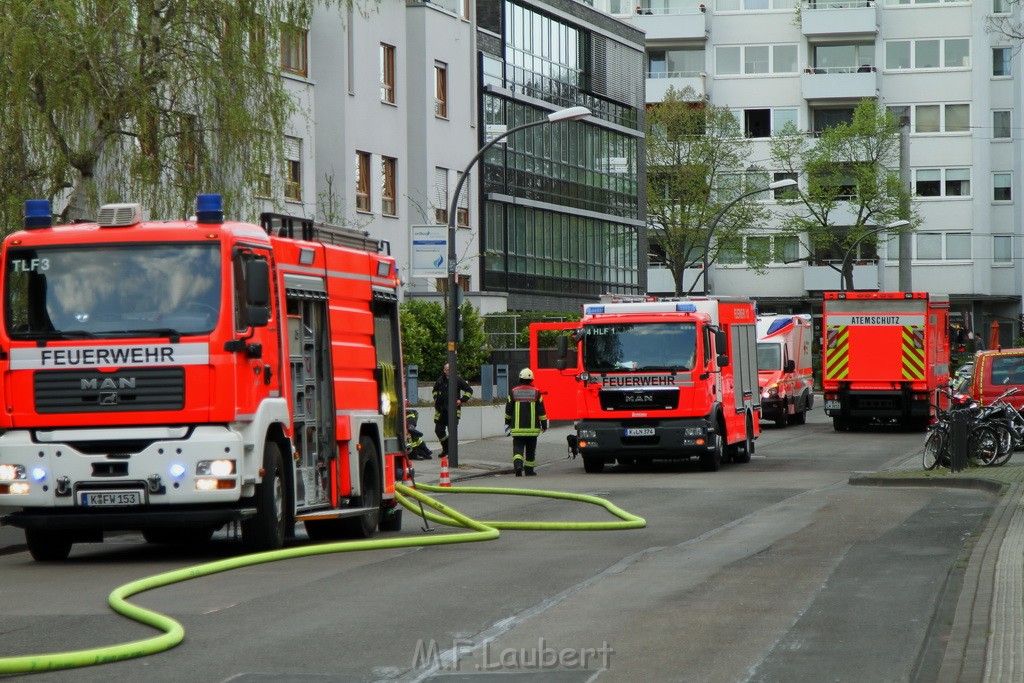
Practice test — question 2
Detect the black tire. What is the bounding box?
[923,429,945,470]
[699,430,723,471]
[833,416,849,432]
[970,426,1000,466]
[774,407,788,428]
[340,437,382,538]
[25,529,72,562]
[791,394,808,425]
[732,416,754,464]
[242,441,287,552]
[582,456,605,473]
[987,422,1015,466]
[142,527,216,545]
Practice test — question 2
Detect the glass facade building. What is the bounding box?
[477,0,647,309]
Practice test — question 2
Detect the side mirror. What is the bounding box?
[555,359,566,370]
[557,335,568,359]
[784,359,796,373]
[717,353,730,368]
[714,329,727,355]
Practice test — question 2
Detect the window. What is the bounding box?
[434,167,448,223]
[356,151,371,212]
[945,104,969,132]
[745,109,771,138]
[773,172,798,199]
[994,235,1013,264]
[916,233,942,260]
[812,43,874,72]
[746,236,772,262]
[435,63,448,118]
[281,25,308,76]
[994,110,1012,139]
[456,171,469,227]
[994,0,1010,13]
[994,172,1012,201]
[886,38,969,70]
[648,48,705,77]
[717,237,744,265]
[382,156,397,216]
[912,103,970,133]
[993,47,1012,77]
[916,105,940,133]
[284,137,302,201]
[946,168,970,196]
[774,235,801,263]
[716,44,797,75]
[813,107,855,133]
[380,43,396,104]
[947,233,971,259]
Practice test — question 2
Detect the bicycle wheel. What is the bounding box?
[987,421,1015,467]
[923,428,946,470]
[969,425,1001,466]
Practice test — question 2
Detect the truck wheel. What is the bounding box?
[379,507,403,532]
[791,394,808,425]
[340,437,382,538]
[25,529,73,562]
[774,408,788,428]
[833,416,849,432]
[582,456,605,473]
[732,416,754,464]
[242,442,287,552]
[699,432,723,471]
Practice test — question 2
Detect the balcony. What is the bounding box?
[628,6,708,40]
[647,72,707,103]
[801,0,878,37]
[801,66,878,101]
[803,261,879,291]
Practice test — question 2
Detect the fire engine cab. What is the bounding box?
[531,295,761,473]
[0,195,406,560]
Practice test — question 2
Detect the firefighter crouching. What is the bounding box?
[505,368,548,476]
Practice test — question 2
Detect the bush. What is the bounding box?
[400,299,490,382]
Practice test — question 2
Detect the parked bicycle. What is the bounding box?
[922,389,1001,470]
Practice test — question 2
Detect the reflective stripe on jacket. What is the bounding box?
[504,383,548,437]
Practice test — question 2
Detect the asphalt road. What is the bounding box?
[0,410,992,682]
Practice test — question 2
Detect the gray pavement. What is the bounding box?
[425,422,1024,683]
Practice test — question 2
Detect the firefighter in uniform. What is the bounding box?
[504,368,548,476]
[432,362,473,458]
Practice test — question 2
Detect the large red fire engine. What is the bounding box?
[531,295,760,473]
[0,195,406,560]
[822,291,950,431]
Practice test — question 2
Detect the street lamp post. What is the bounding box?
[444,105,590,468]
[838,219,910,291]
[701,178,797,295]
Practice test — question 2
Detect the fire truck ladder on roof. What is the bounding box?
[259,212,391,255]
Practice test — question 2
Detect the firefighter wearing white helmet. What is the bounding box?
[504,367,548,476]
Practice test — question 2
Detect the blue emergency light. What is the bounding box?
[675,303,697,312]
[23,199,52,230]
[196,194,224,224]
[584,305,606,315]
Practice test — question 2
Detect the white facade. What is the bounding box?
[299,1,478,295]
[598,0,1023,339]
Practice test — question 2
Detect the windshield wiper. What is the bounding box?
[102,328,184,339]
[11,329,98,340]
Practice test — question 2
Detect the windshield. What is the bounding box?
[6,243,221,338]
[757,343,782,371]
[583,322,697,372]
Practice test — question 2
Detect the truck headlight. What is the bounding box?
[684,427,704,436]
[578,429,598,439]
[0,464,26,481]
[196,460,235,476]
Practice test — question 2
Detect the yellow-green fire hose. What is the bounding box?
[0,482,645,674]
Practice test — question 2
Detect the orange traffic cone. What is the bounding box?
[439,456,451,488]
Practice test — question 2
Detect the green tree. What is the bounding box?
[399,299,490,384]
[769,99,915,290]
[646,86,769,295]
[0,0,338,230]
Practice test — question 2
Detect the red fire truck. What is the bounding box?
[0,195,406,560]
[756,314,814,427]
[822,291,950,431]
[531,295,760,473]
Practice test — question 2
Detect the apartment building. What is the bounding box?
[600,0,1023,344]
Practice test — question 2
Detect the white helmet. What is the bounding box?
[519,368,535,380]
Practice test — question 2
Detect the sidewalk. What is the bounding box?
[418,425,1024,683]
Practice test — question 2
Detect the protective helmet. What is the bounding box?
[519,368,535,380]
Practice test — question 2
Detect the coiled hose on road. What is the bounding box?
[0,481,645,674]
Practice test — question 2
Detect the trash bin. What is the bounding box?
[496,365,509,399]
[480,365,494,401]
[407,365,418,403]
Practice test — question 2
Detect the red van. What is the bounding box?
[969,349,1024,409]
